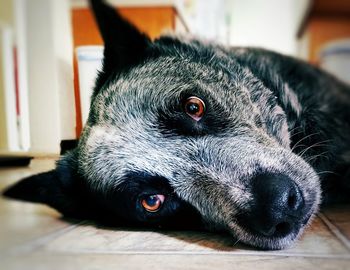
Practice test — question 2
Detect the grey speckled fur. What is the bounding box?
[77,43,325,249]
[3,0,350,251]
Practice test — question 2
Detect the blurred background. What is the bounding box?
[0,0,349,157]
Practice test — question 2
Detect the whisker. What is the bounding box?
[288,124,304,134]
[298,140,332,158]
[304,151,329,163]
[289,129,304,139]
[292,144,308,151]
[232,237,241,247]
[291,132,320,152]
[316,170,340,177]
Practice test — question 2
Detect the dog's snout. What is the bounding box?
[241,173,306,238]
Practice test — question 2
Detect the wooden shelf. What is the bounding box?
[297,0,350,63]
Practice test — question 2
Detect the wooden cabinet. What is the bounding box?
[298,0,350,64]
[71,5,187,136]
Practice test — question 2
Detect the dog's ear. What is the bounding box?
[2,152,90,218]
[89,0,152,93]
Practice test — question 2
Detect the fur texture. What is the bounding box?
[3,0,350,250]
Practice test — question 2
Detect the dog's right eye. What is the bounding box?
[183,97,206,121]
[141,194,165,212]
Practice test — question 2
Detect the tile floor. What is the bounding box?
[0,158,349,270]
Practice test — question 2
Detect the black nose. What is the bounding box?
[241,173,306,238]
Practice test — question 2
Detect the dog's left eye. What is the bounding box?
[141,194,165,212]
[183,97,206,121]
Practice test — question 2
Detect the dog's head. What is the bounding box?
[3,0,321,250]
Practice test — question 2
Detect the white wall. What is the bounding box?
[53,0,76,142]
[0,0,15,151]
[229,0,310,56]
[25,0,74,153]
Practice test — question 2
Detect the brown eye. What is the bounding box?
[184,96,206,121]
[141,194,165,212]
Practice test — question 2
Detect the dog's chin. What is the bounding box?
[229,225,301,250]
[229,210,317,250]
[247,232,299,250]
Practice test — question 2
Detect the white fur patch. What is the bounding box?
[283,83,302,117]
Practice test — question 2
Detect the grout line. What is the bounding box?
[318,213,350,251]
[49,249,350,259]
[0,220,87,259]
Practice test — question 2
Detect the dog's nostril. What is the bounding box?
[275,222,292,236]
[287,183,304,211]
[288,193,297,209]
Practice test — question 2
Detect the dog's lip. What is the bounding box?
[227,223,300,250]
[228,206,317,250]
[234,221,301,240]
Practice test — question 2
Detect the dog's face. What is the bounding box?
[3,0,321,250]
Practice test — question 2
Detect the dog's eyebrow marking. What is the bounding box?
[282,83,302,117]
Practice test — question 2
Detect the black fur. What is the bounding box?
[3,0,350,250]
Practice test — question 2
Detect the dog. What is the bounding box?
[3,0,350,250]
